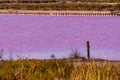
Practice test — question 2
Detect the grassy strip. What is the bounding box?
[0,3,120,11]
[0,59,120,80]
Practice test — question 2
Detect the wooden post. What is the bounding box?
[86,41,90,59]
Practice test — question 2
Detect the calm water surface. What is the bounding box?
[0,15,120,60]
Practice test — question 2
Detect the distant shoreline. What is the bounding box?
[0,3,120,12]
[0,10,119,16]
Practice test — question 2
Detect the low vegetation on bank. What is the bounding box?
[0,49,120,80]
[0,58,120,80]
[0,0,120,3]
[0,3,120,11]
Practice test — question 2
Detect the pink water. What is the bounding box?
[0,15,120,60]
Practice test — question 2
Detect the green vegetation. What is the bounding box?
[0,58,120,80]
[0,3,120,11]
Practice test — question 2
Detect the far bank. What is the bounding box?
[0,3,120,16]
[0,3,120,11]
[0,10,120,16]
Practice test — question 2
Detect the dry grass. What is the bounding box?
[0,58,120,80]
[0,3,120,11]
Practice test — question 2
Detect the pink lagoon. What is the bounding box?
[0,15,120,60]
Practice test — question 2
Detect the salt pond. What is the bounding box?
[0,15,120,60]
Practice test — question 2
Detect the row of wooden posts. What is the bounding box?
[0,12,120,16]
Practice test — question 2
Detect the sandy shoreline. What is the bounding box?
[0,10,118,16]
